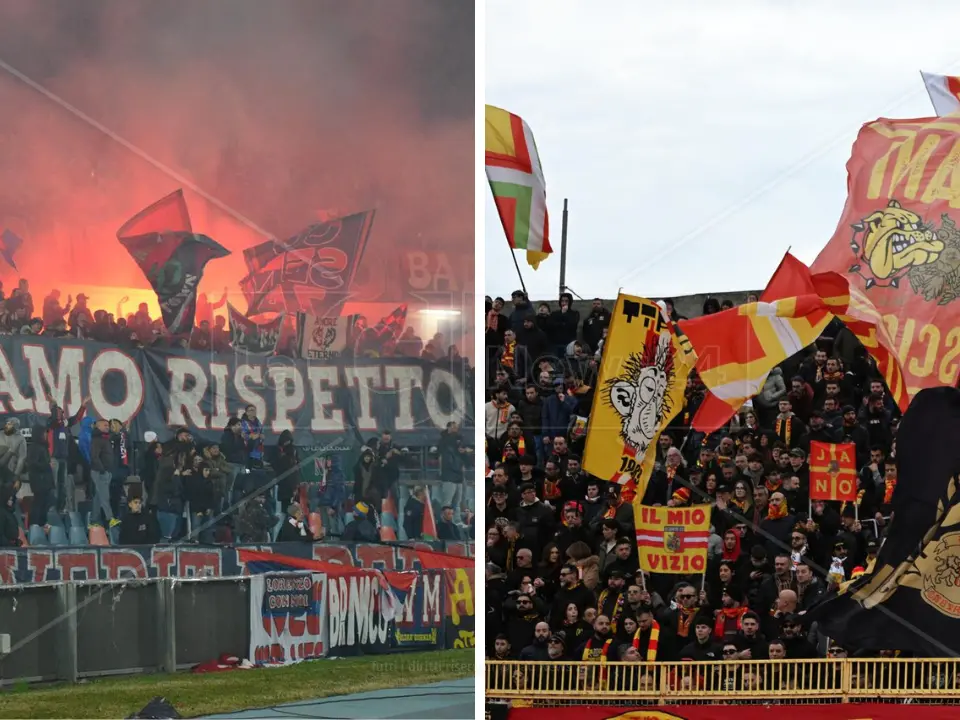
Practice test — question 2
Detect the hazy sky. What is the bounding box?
[484,0,960,302]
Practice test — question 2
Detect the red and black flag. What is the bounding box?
[239,210,375,317]
[374,304,408,342]
[118,190,230,335]
[227,303,284,356]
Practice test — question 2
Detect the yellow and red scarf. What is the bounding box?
[676,607,697,638]
[501,341,516,369]
[633,621,660,661]
[493,400,511,425]
[884,478,897,505]
[765,477,782,494]
[581,637,613,663]
[597,589,625,631]
[767,502,788,520]
[543,477,562,501]
[714,606,748,641]
[502,436,525,461]
[776,416,792,446]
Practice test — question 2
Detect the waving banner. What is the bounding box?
[811,116,960,398]
[249,572,327,665]
[582,294,694,501]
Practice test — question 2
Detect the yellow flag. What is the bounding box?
[582,294,695,502]
[634,504,711,574]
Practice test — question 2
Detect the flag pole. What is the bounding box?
[509,247,528,297]
[559,198,569,295]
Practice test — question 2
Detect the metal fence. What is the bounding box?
[486,659,960,705]
[0,575,253,685]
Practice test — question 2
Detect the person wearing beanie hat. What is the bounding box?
[714,585,749,644]
[678,614,723,661]
[341,500,378,543]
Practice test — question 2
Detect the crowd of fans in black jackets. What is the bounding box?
[485,289,911,681]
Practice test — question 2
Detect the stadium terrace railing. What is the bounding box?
[485,659,960,704]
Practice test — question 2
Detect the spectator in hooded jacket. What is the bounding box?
[220,417,248,504]
[89,418,117,529]
[236,493,275,543]
[26,424,55,527]
[240,405,264,468]
[0,487,19,546]
[118,496,160,545]
[47,400,85,513]
[108,419,131,518]
[0,418,26,480]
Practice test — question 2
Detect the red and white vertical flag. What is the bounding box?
[920,70,960,116]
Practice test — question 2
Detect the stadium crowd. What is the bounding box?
[0,283,476,549]
[484,289,905,671]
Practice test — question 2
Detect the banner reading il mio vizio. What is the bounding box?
[0,335,473,446]
[812,116,960,398]
[507,705,958,719]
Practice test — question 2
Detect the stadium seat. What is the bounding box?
[27,525,48,546]
[67,511,82,529]
[68,526,87,546]
[88,525,110,546]
[48,526,68,546]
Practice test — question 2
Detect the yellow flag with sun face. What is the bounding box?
[582,294,695,502]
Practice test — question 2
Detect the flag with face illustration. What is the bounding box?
[582,294,696,502]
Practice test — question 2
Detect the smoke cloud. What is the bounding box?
[0,0,474,316]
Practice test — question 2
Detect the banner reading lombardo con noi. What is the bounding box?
[0,335,473,445]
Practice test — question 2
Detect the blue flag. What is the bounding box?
[0,229,23,271]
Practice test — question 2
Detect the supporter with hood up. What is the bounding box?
[274,430,302,505]
[118,496,160,545]
[47,400,85,513]
[547,292,579,357]
[0,487,19,546]
[89,418,118,528]
[26,424,55,527]
[352,446,377,504]
[0,418,26,480]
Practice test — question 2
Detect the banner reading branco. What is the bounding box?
[0,335,473,445]
[811,115,960,398]
[582,294,694,501]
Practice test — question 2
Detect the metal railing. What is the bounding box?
[486,659,960,704]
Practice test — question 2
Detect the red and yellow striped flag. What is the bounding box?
[763,253,908,413]
[680,294,833,433]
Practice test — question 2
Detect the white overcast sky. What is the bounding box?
[484,0,960,302]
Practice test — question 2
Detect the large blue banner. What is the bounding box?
[0,335,474,446]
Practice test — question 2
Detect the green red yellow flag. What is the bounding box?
[484,105,552,269]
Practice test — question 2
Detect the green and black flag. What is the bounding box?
[118,190,230,335]
[807,386,960,655]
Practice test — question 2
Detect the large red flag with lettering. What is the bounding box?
[811,116,960,400]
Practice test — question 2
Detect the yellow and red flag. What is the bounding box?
[635,504,711,574]
[484,105,552,269]
[811,116,960,398]
[680,295,833,433]
[763,252,909,413]
[809,441,858,502]
[582,294,695,502]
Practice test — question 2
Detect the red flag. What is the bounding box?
[422,486,438,540]
[809,441,858,502]
[763,252,908,413]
